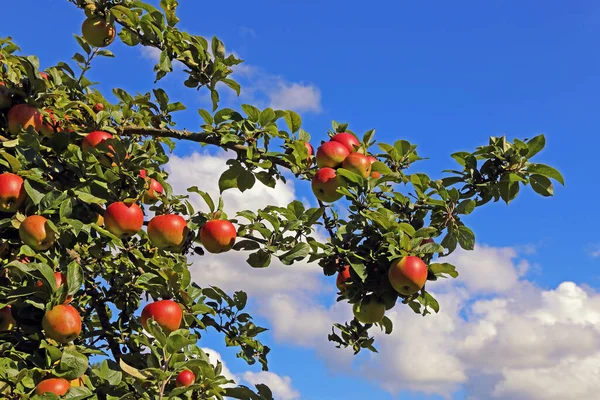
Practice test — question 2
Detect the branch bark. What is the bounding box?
[86,282,123,362]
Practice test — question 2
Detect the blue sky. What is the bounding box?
[3,1,600,399]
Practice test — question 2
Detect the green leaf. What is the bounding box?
[284,110,302,133]
[23,180,44,205]
[187,187,215,212]
[455,199,476,215]
[526,134,545,158]
[527,163,564,185]
[222,78,241,95]
[529,174,554,197]
[166,333,196,355]
[241,104,260,122]
[371,161,392,175]
[95,360,122,385]
[258,108,276,126]
[54,348,89,380]
[218,163,256,193]
[247,250,271,268]
[429,263,459,278]
[457,225,475,250]
[119,359,150,381]
[198,109,214,125]
[0,150,21,172]
[233,291,248,309]
[336,168,364,185]
[66,263,83,296]
[232,240,261,251]
[279,243,310,265]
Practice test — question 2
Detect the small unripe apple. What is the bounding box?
[336,265,351,292]
[7,104,43,135]
[352,296,385,324]
[388,256,428,296]
[176,370,195,387]
[311,168,345,203]
[366,156,381,178]
[0,306,15,331]
[315,141,350,168]
[148,214,189,251]
[82,16,116,48]
[104,202,144,238]
[141,299,182,334]
[19,215,56,251]
[331,132,360,153]
[42,304,82,343]
[0,172,26,213]
[341,152,372,178]
[92,103,104,113]
[200,220,237,253]
[36,378,70,396]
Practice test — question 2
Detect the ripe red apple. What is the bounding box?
[200,220,237,253]
[336,265,351,292]
[352,296,385,324]
[81,130,114,154]
[92,103,104,113]
[40,110,60,137]
[104,202,144,238]
[39,72,49,80]
[341,152,372,179]
[36,378,70,396]
[315,141,350,168]
[19,215,56,251]
[148,214,189,251]
[311,167,345,203]
[141,299,182,334]
[388,256,428,296]
[0,172,26,213]
[140,170,164,204]
[304,142,314,164]
[82,16,116,48]
[0,306,15,331]
[7,104,42,135]
[42,304,82,343]
[35,272,73,304]
[331,132,360,153]
[366,155,381,178]
[176,370,195,387]
[0,82,11,109]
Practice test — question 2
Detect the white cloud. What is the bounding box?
[242,371,300,400]
[167,152,600,400]
[139,45,184,70]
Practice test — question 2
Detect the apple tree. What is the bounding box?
[0,0,564,398]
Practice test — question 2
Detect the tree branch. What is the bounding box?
[86,282,123,362]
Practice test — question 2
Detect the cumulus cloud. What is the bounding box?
[242,371,300,400]
[167,152,600,400]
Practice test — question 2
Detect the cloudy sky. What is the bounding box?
[4,1,600,399]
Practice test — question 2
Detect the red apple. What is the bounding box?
[0,306,15,331]
[388,256,428,296]
[81,130,114,154]
[39,72,49,80]
[40,110,60,137]
[311,168,345,203]
[336,265,351,292]
[35,272,73,304]
[331,132,360,153]
[341,152,372,179]
[92,103,104,113]
[139,170,164,204]
[104,202,144,238]
[0,82,11,109]
[0,172,26,213]
[7,104,42,135]
[176,370,195,387]
[141,299,182,334]
[366,155,381,178]
[82,16,116,48]
[148,214,189,251]
[19,215,56,251]
[200,220,237,254]
[42,304,82,343]
[315,141,350,168]
[352,296,385,324]
[36,378,70,396]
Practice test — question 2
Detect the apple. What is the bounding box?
[104,202,144,238]
[35,272,73,304]
[341,152,372,179]
[140,170,164,204]
[0,172,26,213]
[352,296,385,324]
[331,132,360,153]
[35,378,70,396]
[176,370,195,387]
[0,306,15,331]
[366,155,381,178]
[19,215,56,251]
[336,265,351,292]
[0,82,11,110]
[40,110,60,137]
[7,104,42,135]
[70,376,85,387]
[147,214,189,251]
[200,220,237,254]
[39,71,49,80]
[141,299,182,334]
[311,168,345,203]
[81,130,114,154]
[315,141,350,168]
[42,304,82,343]
[93,103,104,113]
[388,256,428,296]
[81,16,116,48]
